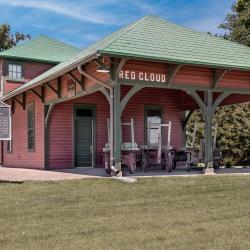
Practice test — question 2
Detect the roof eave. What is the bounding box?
[0,54,61,64]
[1,51,99,102]
[99,50,250,72]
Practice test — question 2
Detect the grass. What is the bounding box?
[0,176,250,250]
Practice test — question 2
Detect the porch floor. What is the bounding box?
[0,166,250,182]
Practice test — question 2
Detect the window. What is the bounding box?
[8,63,22,80]
[27,102,35,151]
[76,109,93,117]
[7,140,12,153]
[145,107,162,147]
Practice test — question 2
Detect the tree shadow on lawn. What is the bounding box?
[0,180,24,184]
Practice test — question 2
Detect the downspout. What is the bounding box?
[77,65,119,175]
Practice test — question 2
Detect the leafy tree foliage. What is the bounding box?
[0,24,30,52]
[219,0,250,46]
[187,0,250,166]
[186,104,250,166]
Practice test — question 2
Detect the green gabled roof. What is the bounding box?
[99,15,250,69]
[0,35,80,63]
[3,15,250,100]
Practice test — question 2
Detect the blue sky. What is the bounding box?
[0,0,235,49]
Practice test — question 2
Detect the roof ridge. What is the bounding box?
[100,15,150,51]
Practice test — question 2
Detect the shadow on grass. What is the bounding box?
[0,180,24,184]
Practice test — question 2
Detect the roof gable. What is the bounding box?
[0,35,80,63]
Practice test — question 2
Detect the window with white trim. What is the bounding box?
[8,63,22,80]
[145,107,162,147]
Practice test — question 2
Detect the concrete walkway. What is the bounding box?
[0,167,107,182]
[0,166,250,182]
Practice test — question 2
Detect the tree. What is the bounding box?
[219,0,250,46]
[0,24,30,52]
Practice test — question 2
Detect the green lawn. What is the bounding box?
[0,176,250,250]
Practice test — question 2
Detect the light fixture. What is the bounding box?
[96,64,110,73]
[95,58,110,73]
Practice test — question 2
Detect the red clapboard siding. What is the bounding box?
[48,87,184,168]
[3,92,45,169]
[23,61,54,80]
[48,91,110,168]
[220,70,250,89]
[4,82,23,93]
[122,86,183,149]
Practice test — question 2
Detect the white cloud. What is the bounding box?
[0,0,119,25]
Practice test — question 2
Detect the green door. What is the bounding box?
[75,107,95,167]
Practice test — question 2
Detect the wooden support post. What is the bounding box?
[113,81,121,170]
[110,58,126,172]
[187,89,230,172]
[204,91,214,170]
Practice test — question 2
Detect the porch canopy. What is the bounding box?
[2,16,250,173]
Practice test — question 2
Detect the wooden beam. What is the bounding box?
[45,77,62,99]
[13,93,25,110]
[100,87,111,105]
[167,64,183,87]
[78,69,112,89]
[30,86,45,103]
[45,82,57,94]
[186,90,207,112]
[121,84,143,112]
[213,92,231,109]
[182,110,194,129]
[67,72,84,91]
[114,58,127,82]
[213,69,229,89]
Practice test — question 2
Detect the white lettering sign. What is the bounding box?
[119,70,167,83]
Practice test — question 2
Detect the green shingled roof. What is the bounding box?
[0,35,80,63]
[3,15,250,100]
[100,15,250,69]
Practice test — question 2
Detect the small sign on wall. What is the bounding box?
[119,70,167,83]
[0,102,11,140]
[67,80,76,97]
